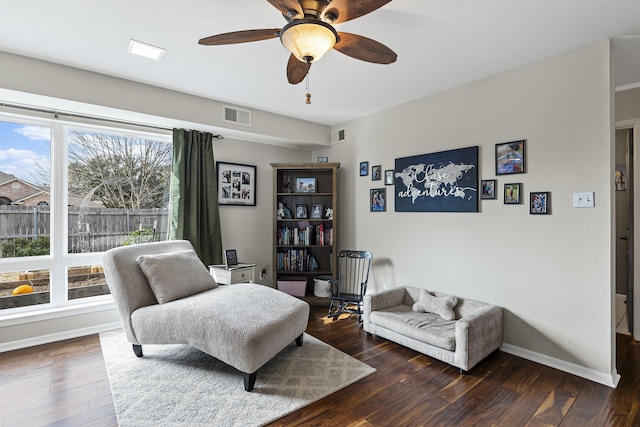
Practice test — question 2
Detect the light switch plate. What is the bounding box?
[573,192,594,208]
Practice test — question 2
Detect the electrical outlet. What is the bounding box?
[573,192,594,208]
[260,269,266,280]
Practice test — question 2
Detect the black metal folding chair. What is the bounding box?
[327,250,373,322]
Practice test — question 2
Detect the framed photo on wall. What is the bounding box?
[216,161,256,206]
[384,170,394,185]
[371,165,381,181]
[360,161,369,176]
[481,179,497,200]
[530,191,550,214]
[495,140,525,175]
[504,183,521,204]
[370,188,386,212]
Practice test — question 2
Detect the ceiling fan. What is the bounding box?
[198,0,397,85]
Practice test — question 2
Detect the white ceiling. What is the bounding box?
[1,0,640,127]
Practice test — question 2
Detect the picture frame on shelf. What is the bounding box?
[504,183,521,204]
[360,161,369,176]
[310,204,323,219]
[295,177,316,193]
[225,249,238,267]
[317,156,328,163]
[481,179,497,200]
[495,140,525,175]
[295,204,308,219]
[371,165,381,180]
[530,191,550,214]
[216,161,256,206]
[384,169,394,185]
[370,188,386,212]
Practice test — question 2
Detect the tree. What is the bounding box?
[67,131,172,209]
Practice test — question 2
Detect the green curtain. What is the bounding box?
[169,128,223,266]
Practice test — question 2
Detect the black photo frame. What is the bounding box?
[504,183,521,204]
[371,165,381,181]
[360,161,369,176]
[216,161,256,206]
[495,140,525,175]
[384,170,394,185]
[295,204,308,219]
[225,249,238,267]
[310,204,323,219]
[295,177,316,193]
[530,191,550,214]
[370,188,386,212]
[481,179,497,200]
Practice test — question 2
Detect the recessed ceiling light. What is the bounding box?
[127,39,166,61]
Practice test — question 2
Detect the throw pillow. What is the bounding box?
[412,290,458,320]
[137,249,218,304]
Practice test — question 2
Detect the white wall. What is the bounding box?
[317,40,617,385]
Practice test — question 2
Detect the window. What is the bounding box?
[0,115,171,311]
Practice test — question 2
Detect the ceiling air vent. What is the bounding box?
[223,106,251,127]
[331,128,346,143]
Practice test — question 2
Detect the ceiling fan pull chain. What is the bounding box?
[306,72,312,104]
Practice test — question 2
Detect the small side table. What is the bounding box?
[209,263,256,285]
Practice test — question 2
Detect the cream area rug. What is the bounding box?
[99,329,375,427]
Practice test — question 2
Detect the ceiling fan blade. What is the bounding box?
[334,32,397,64]
[198,29,280,45]
[324,0,392,24]
[267,0,303,19]
[286,54,311,84]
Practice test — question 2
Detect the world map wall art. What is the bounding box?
[394,146,479,212]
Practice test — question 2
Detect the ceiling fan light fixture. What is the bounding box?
[280,19,337,63]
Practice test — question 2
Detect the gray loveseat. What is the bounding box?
[102,240,310,391]
[363,286,502,372]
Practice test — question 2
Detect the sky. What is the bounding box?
[0,120,51,184]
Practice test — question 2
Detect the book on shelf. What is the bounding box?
[277,248,311,271]
[278,225,332,246]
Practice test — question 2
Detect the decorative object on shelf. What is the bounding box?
[295,204,308,219]
[317,156,328,163]
[615,167,626,191]
[371,165,381,181]
[384,169,394,185]
[216,161,256,206]
[370,188,386,212]
[530,191,550,214]
[395,146,479,212]
[277,202,285,219]
[481,179,497,200]
[283,175,292,193]
[224,249,238,266]
[295,177,317,193]
[325,207,333,219]
[309,257,319,271]
[504,183,521,204]
[360,161,369,176]
[311,204,323,219]
[495,140,525,175]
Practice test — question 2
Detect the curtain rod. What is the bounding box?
[0,102,224,139]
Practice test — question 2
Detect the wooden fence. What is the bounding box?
[0,205,169,257]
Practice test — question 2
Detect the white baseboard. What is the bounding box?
[500,343,620,389]
[0,321,122,353]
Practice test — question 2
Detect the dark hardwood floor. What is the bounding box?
[1,306,638,426]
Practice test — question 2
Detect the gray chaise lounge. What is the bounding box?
[102,240,309,391]
[363,286,502,372]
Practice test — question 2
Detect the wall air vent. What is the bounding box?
[223,106,251,127]
[331,128,346,143]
